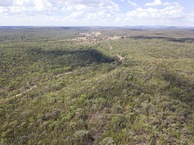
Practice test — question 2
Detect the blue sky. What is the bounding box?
[0,0,194,26]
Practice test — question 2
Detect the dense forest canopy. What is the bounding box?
[0,27,194,145]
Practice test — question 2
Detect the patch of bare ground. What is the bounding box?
[69,31,123,44]
[117,54,124,61]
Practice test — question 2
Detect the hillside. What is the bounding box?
[0,27,194,145]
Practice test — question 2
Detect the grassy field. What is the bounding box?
[0,27,194,145]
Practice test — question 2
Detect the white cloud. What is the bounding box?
[58,0,119,23]
[0,0,193,26]
[115,2,184,25]
[15,0,34,6]
[133,3,182,18]
[0,0,119,25]
[0,0,54,15]
[61,0,119,12]
[128,0,137,7]
[0,0,119,16]
[145,0,162,6]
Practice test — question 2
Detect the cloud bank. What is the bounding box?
[0,0,193,26]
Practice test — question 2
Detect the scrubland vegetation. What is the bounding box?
[0,27,194,144]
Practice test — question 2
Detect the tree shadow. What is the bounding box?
[161,71,194,108]
[28,48,116,68]
[130,36,194,43]
[0,47,117,87]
